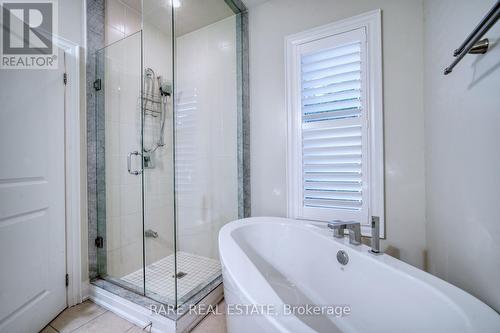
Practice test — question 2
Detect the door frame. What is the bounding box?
[54,35,83,307]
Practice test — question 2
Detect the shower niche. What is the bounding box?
[91,0,248,318]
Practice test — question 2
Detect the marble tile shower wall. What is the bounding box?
[87,0,105,279]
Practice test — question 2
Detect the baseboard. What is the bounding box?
[81,280,90,302]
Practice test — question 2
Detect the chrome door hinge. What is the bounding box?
[65,274,69,287]
[95,236,104,248]
[93,79,102,91]
[63,73,67,85]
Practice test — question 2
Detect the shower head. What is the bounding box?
[159,81,172,96]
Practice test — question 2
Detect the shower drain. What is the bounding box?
[172,271,187,279]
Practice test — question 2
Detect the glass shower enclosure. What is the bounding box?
[92,0,247,310]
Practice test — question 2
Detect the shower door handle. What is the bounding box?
[127,151,143,175]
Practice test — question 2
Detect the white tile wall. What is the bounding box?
[105,0,141,45]
[103,30,144,277]
[142,19,175,267]
[103,1,237,279]
[104,0,175,277]
[175,16,239,260]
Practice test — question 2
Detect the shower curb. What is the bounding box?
[89,281,224,333]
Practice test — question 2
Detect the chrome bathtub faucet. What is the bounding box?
[327,220,361,245]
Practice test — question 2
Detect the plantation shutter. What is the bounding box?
[297,28,369,223]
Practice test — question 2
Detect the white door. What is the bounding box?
[0,50,67,332]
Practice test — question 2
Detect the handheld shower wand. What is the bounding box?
[156,75,171,148]
[142,68,170,153]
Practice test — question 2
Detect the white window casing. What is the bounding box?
[285,10,384,237]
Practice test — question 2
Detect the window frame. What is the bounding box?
[285,9,384,237]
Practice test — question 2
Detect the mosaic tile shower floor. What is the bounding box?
[121,251,221,303]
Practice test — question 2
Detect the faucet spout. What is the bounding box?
[327,220,361,245]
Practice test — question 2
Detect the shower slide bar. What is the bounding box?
[444,0,500,75]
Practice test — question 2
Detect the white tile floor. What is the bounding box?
[122,251,221,303]
[40,300,226,333]
[40,300,138,333]
[191,299,227,333]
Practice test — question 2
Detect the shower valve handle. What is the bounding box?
[127,151,143,175]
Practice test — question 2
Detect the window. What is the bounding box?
[285,10,384,236]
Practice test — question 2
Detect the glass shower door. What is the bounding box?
[142,1,177,306]
[95,31,146,295]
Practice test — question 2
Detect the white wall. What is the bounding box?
[424,0,500,313]
[59,0,85,44]
[248,0,427,268]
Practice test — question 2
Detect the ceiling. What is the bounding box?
[127,0,235,36]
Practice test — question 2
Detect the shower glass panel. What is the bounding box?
[95,31,150,296]
[142,1,177,305]
[173,1,240,307]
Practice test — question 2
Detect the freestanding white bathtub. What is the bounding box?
[219,217,500,333]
